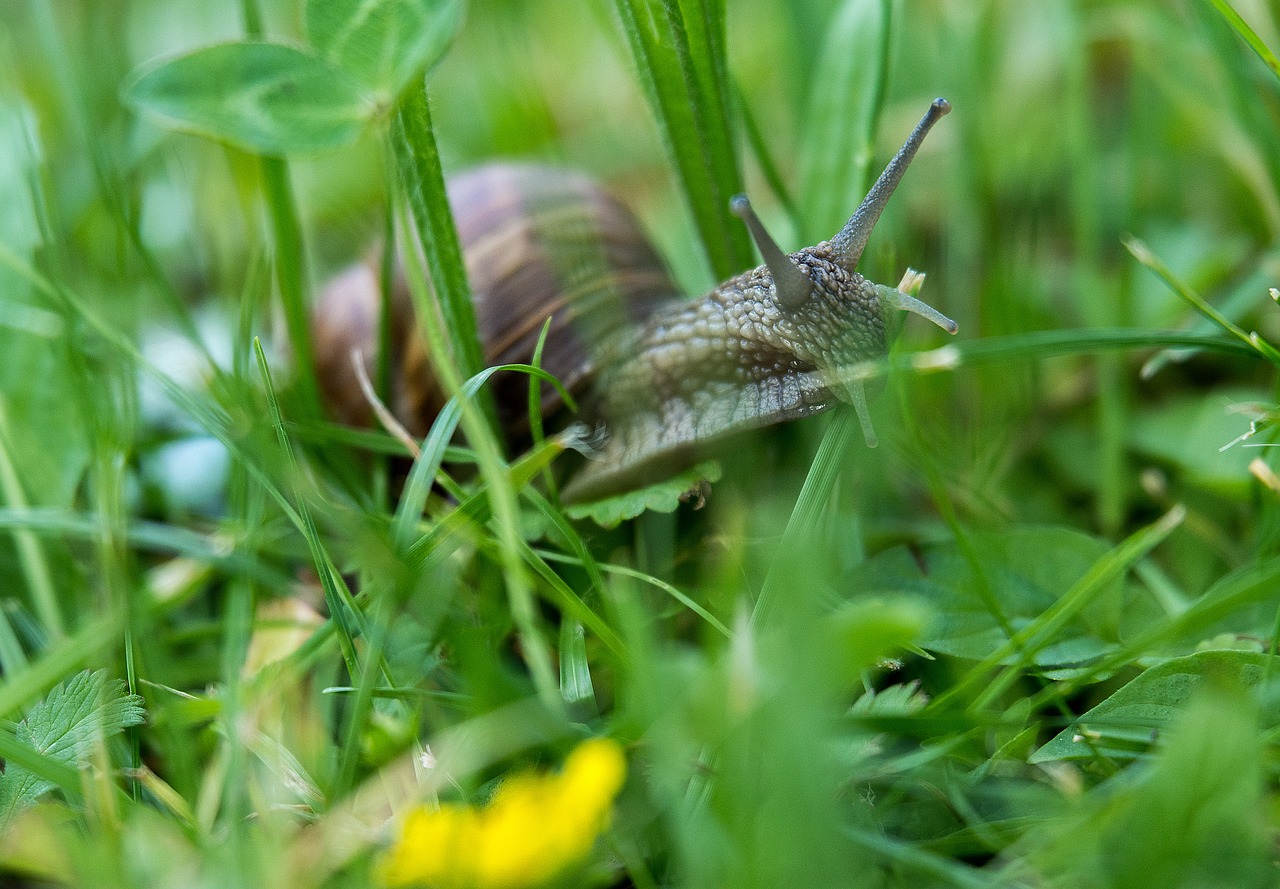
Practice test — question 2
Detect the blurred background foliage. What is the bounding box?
[3,0,1280,886]
[10,0,1280,536]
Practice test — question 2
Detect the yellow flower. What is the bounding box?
[380,738,627,889]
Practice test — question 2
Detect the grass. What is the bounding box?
[3,0,1280,886]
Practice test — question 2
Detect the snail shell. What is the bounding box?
[313,164,678,438]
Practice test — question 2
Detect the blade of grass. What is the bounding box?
[511,538,624,660]
[669,0,747,265]
[1206,0,1280,81]
[253,338,364,678]
[528,318,560,498]
[260,158,322,416]
[874,328,1260,381]
[1028,554,1280,712]
[0,508,291,589]
[536,548,730,638]
[404,435,569,571]
[1125,236,1280,366]
[392,362,573,552]
[390,85,491,421]
[0,392,59,645]
[798,0,894,243]
[335,596,394,795]
[391,104,561,709]
[280,435,569,678]
[843,825,997,889]
[752,407,861,625]
[612,0,750,279]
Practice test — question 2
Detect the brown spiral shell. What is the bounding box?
[312,163,679,438]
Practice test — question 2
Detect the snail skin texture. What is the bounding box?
[313,98,958,504]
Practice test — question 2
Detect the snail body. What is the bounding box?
[315,99,957,504]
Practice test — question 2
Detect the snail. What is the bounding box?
[314,98,957,504]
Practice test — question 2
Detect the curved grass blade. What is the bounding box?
[1125,236,1280,367]
[392,363,573,551]
[253,338,365,677]
[1206,0,1280,81]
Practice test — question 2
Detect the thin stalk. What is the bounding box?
[260,159,322,416]
[390,87,491,419]
[253,339,364,678]
[0,394,60,643]
[390,89,560,707]
[241,0,321,415]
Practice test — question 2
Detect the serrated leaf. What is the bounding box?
[306,0,464,102]
[564,461,721,528]
[125,42,373,155]
[0,670,146,831]
[1030,649,1280,764]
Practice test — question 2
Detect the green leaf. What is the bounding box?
[0,669,145,831]
[125,42,373,155]
[564,460,722,528]
[1025,684,1271,887]
[1129,386,1262,492]
[1031,649,1280,763]
[306,0,464,102]
[845,525,1137,667]
[828,597,932,683]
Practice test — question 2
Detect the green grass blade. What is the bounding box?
[1206,0,1280,81]
[260,157,322,415]
[1125,236,1280,366]
[404,436,568,571]
[798,0,894,243]
[253,338,364,678]
[393,362,572,551]
[612,0,751,279]
[538,549,731,638]
[0,393,60,644]
[390,137,561,709]
[515,539,625,660]
[753,408,862,626]
[390,85,490,414]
